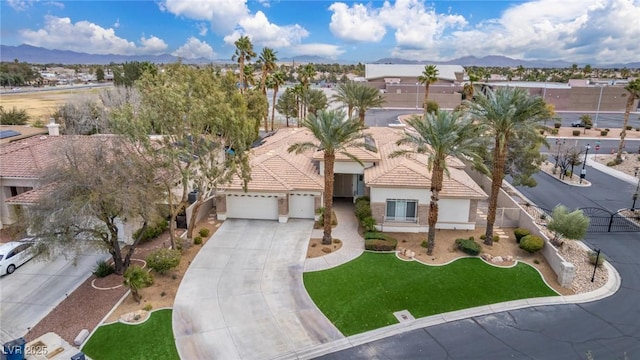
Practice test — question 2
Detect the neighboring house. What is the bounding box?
[216,127,487,233]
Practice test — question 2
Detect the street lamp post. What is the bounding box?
[554,139,565,169]
[594,85,604,128]
[580,144,591,184]
[632,167,640,211]
[591,248,601,282]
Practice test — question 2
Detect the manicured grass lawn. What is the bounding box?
[304,253,557,336]
[82,309,179,360]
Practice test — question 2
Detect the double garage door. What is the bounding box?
[225,193,316,220]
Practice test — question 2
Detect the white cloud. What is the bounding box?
[197,22,208,36]
[288,43,345,59]
[257,0,270,7]
[113,18,120,29]
[161,0,249,33]
[172,37,216,59]
[223,11,309,48]
[19,16,168,55]
[328,3,386,42]
[6,0,34,11]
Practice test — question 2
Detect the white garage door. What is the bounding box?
[289,193,315,219]
[226,194,278,220]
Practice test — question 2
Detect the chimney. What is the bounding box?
[46,118,60,136]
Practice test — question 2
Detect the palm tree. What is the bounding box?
[288,109,364,244]
[123,265,153,304]
[258,47,277,94]
[463,72,480,101]
[418,65,439,110]
[231,35,256,93]
[266,71,285,131]
[304,88,328,116]
[332,82,358,118]
[353,83,385,125]
[392,111,484,255]
[298,64,317,119]
[617,78,640,162]
[466,87,550,245]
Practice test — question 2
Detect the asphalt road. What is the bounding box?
[0,249,106,344]
[319,164,640,359]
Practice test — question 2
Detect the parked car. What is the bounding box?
[0,239,36,275]
[571,121,585,127]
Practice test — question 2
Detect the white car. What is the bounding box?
[0,239,36,275]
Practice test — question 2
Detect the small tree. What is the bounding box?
[547,205,590,247]
[580,114,593,134]
[123,265,154,304]
[0,106,29,125]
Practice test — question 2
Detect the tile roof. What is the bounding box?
[5,184,55,204]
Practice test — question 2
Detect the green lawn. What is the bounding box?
[82,309,179,360]
[304,253,557,336]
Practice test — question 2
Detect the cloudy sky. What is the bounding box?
[1,0,639,64]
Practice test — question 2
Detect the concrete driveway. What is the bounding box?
[173,219,343,360]
[0,250,106,343]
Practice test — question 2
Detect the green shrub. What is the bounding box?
[626,125,632,130]
[143,304,153,311]
[425,100,439,114]
[606,161,616,166]
[145,248,181,274]
[193,236,203,245]
[572,130,580,136]
[601,130,608,136]
[605,128,610,132]
[550,128,559,135]
[354,196,370,205]
[588,251,606,267]
[364,231,390,240]
[93,260,115,278]
[364,238,397,251]
[455,238,482,256]
[198,228,210,237]
[554,122,561,128]
[319,210,338,226]
[361,216,377,232]
[32,119,45,128]
[479,234,500,242]
[565,170,573,178]
[585,125,592,130]
[0,106,29,125]
[636,127,640,131]
[514,228,531,243]
[519,235,545,253]
[420,240,428,248]
[355,200,372,221]
[133,219,169,243]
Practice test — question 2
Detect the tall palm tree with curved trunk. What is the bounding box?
[288,109,364,245]
[258,47,277,94]
[231,35,255,93]
[617,78,640,162]
[392,111,485,255]
[266,70,285,131]
[354,83,385,125]
[466,87,550,245]
[332,82,358,118]
[418,65,439,110]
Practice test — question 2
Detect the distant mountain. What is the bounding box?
[373,55,638,69]
[278,55,350,64]
[0,44,218,65]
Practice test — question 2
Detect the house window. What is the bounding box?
[386,199,417,222]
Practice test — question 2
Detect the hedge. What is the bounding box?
[519,235,545,253]
[364,238,397,251]
[455,238,482,256]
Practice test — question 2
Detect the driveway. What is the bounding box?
[0,250,106,343]
[173,219,343,360]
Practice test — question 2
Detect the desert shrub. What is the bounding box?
[364,231,390,240]
[636,127,640,131]
[333,238,341,244]
[601,130,608,136]
[533,259,540,264]
[479,234,500,242]
[605,128,610,132]
[572,130,580,136]
[145,248,181,274]
[519,235,545,253]
[606,161,616,166]
[193,236,203,245]
[318,210,338,226]
[588,251,606,267]
[32,119,45,128]
[361,216,377,232]
[455,238,481,256]
[143,304,153,311]
[0,106,29,125]
[133,219,169,243]
[565,170,573,178]
[198,228,210,237]
[514,228,531,243]
[550,128,559,135]
[93,260,115,278]
[626,125,632,130]
[554,122,561,128]
[420,240,428,248]
[364,238,397,251]
[355,200,372,221]
[585,125,592,130]
[354,196,370,205]
[123,266,154,303]
[425,100,439,114]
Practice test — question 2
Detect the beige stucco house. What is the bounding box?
[216,126,487,233]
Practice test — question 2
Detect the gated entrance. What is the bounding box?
[522,205,640,233]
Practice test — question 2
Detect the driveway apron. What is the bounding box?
[173,219,343,360]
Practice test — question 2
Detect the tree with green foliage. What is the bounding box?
[617,78,640,162]
[418,65,439,110]
[547,205,590,247]
[244,88,268,135]
[0,60,38,87]
[298,64,317,119]
[257,47,277,95]
[288,109,364,245]
[304,88,328,116]
[352,83,385,125]
[96,67,105,82]
[0,106,29,125]
[232,35,256,93]
[266,71,285,131]
[113,61,157,87]
[276,87,298,127]
[123,265,154,303]
[466,87,551,245]
[332,82,358,118]
[110,64,254,243]
[391,110,485,255]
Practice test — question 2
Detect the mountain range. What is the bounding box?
[1,44,639,69]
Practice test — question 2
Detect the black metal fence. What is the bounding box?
[524,205,640,233]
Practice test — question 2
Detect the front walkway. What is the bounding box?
[304,201,365,272]
[172,219,343,360]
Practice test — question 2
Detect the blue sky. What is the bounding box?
[1,0,639,64]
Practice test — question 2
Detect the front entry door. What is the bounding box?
[334,174,354,197]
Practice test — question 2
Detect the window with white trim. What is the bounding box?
[385,199,417,222]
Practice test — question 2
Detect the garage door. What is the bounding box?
[226,194,278,220]
[289,193,315,219]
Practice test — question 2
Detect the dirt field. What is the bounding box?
[0,87,104,123]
